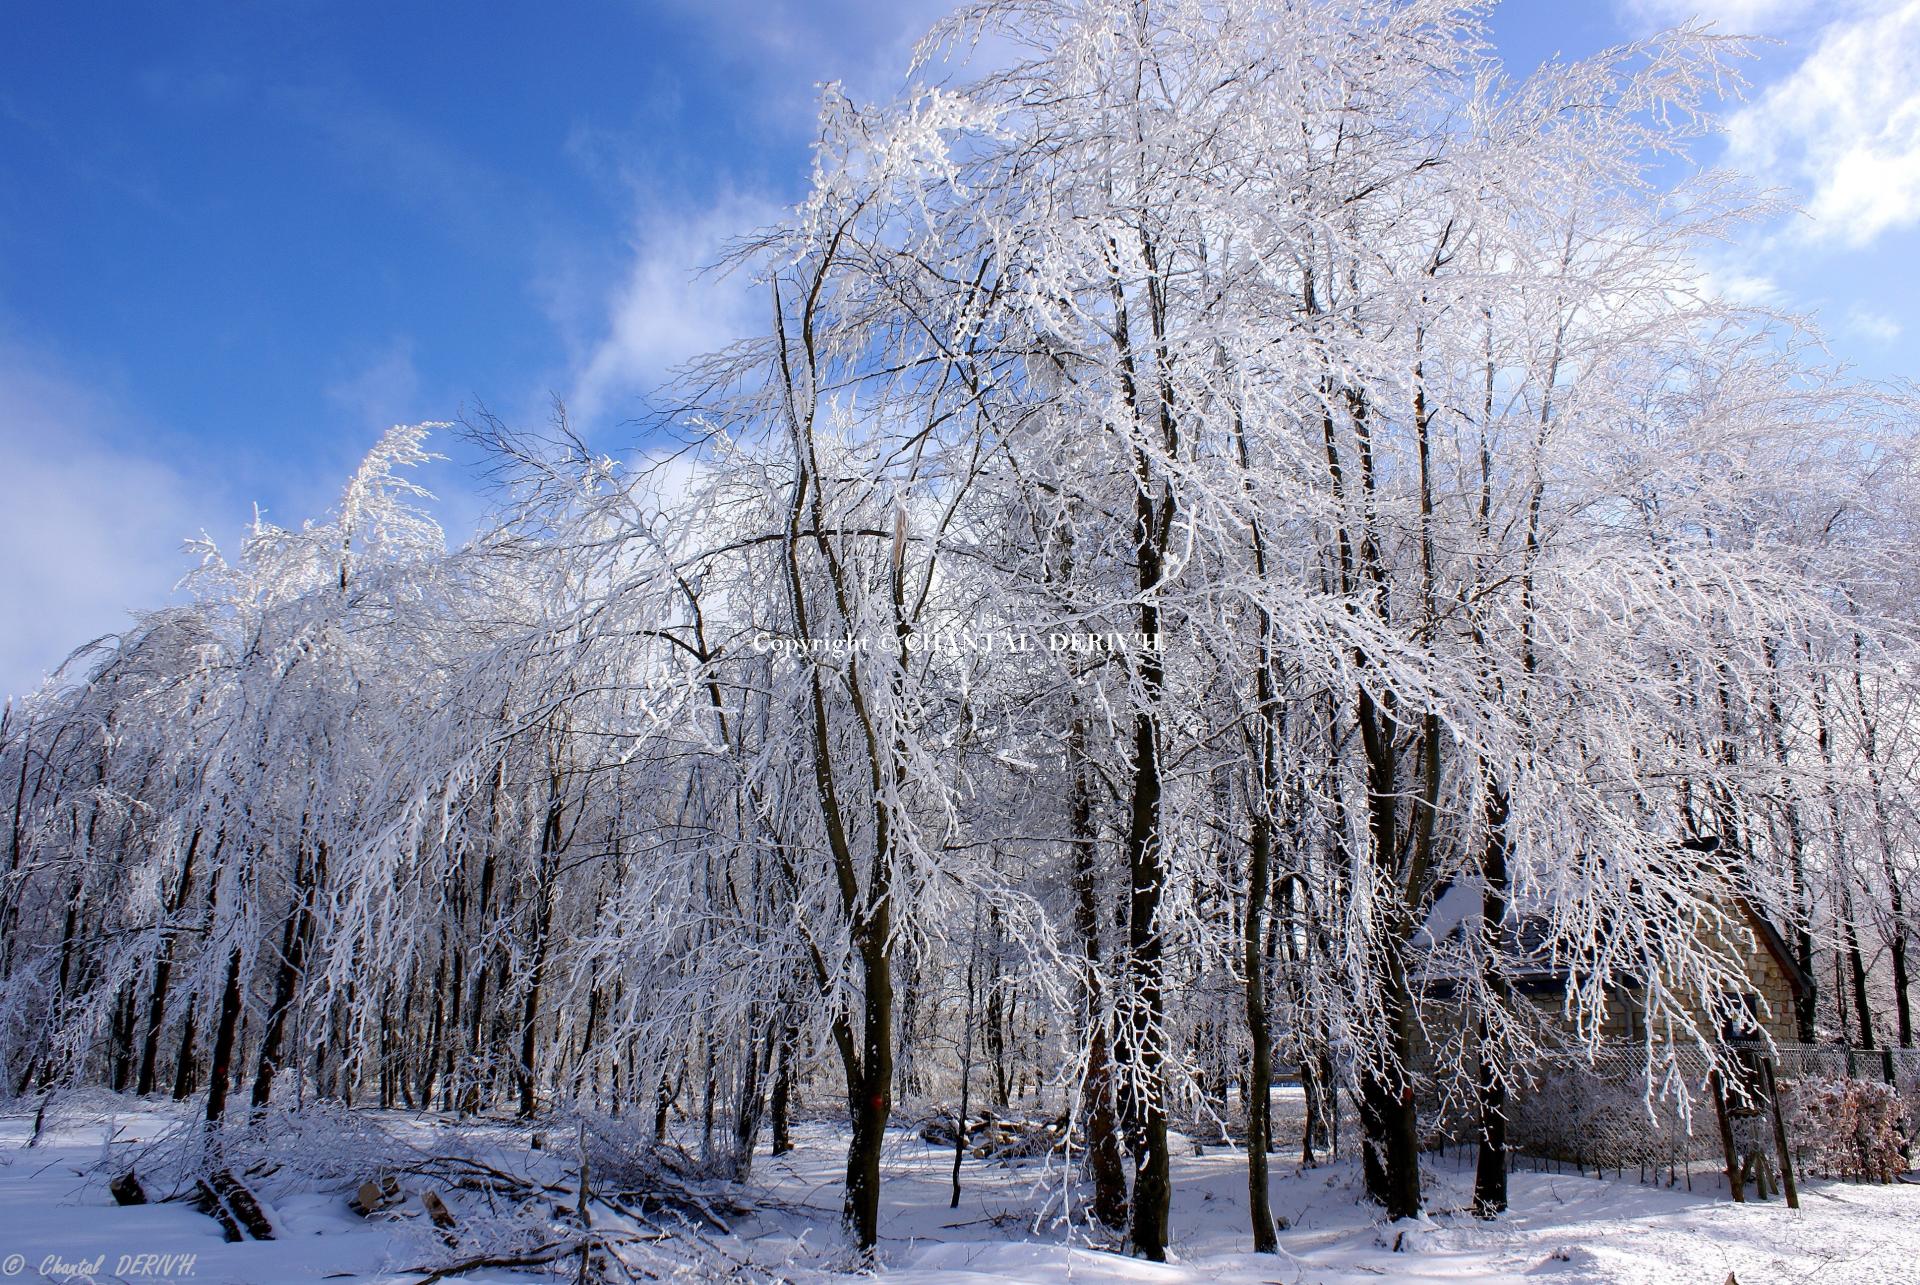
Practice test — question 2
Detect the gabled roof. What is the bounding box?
[1412,838,1813,1005]
[1411,877,1564,993]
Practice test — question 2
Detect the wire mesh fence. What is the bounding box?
[1498,1041,1919,1184]
[1224,1044,1916,1189]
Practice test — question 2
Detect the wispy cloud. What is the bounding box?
[654,0,955,119]
[1696,261,1782,306]
[0,343,228,700]
[328,338,425,429]
[559,189,787,429]
[1722,1,1920,248]
[1843,304,1904,344]
[550,2,1011,437]
[1620,1,1845,35]
[274,82,529,255]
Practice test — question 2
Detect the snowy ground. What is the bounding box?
[1,1095,1915,1284]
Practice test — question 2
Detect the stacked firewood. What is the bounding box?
[920,1109,1072,1159]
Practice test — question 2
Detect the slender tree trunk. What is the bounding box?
[139,830,205,1096]
[1851,641,1912,1047]
[952,904,982,1210]
[171,1001,198,1100]
[1120,442,1174,1260]
[654,1062,675,1141]
[1124,694,1171,1259]
[730,1011,766,1181]
[250,842,323,1110]
[1759,649,1819,1042]
[1243,770,1277,1251]
[205,946,245,1126]
[1357,692,1423,1221]
[107,982,138,1092]
[1891,910,1913,1048]
[770,1016,798,1155]
[697,1034,717,1161]
[519,784,565,1119]
[1845,899,1876,1051]
[843,923,894,1253]
[1473,783,1512,1217]
[1228,369,1281,1250]
[1068,721,1128,1229]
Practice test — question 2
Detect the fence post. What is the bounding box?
[1760,1058,1798,1211]
[1882,1049,1895,1086]
[1710,1068,1745,1203]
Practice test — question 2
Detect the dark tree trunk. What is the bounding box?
[1852,644,1913,1048]
[138,940,179,1097]
[1232,386,1281,1247]
[730,1011,767,1181]
[842,923,893,1254]
[250,843,323,1110]
[108,982,138,1092]
[1881,841,1912,1047]
[1892,918,1913,1048]
[1474,783,1512,1218]
[1299,1051,1330,1165]
[1356,690,1423,1221]
[769,1017,798,1155]
[1121,454,1174,1260]
[653,1063,675,1141]
[1358,1048,1421,1220]
[519,785,565,1120]
[1473,1024,1507,1218]
[700,1029,718,1159]
[1846,908,1876,1051]
[1243,785,1277,1251]
[1762,656,1819,1044]
[952,912,981,1210]
[1124,696,1171,1260]
[171,1001,198,1100]
[139,829,205,1096]
[1069,721,1128,1230]
[205,947,245,1126]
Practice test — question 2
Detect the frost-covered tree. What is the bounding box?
[2,0,1918,1270]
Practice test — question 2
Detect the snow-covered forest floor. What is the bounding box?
[2,1094,1914,1284]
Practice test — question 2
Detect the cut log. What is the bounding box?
[193,1180,242,1243]
[349,1175,402,1216]
[421,1188,458,1231]
[195,1168,275,1241]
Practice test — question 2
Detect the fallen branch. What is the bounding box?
[403,1242,567,1284]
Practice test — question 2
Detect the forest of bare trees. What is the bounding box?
[3,0,1918,1265]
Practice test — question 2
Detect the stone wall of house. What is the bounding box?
[1743,940,1801,1044]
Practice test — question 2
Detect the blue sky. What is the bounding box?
[2,0,1916,698]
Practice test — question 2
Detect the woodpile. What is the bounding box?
[193,1168,275,1242]
[920,1110,1071,1159]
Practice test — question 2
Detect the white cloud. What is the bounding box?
[1621,1,1847,34]
[564,190,787,428]
[0,346,227,700]
[655,0,956,119]
[1697,260,1783,305]
[552,2,1027,435]
[1844,304,1904,343]
[1724,1,1920,248]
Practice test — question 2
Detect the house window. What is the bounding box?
[1718,989,1762,1042]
